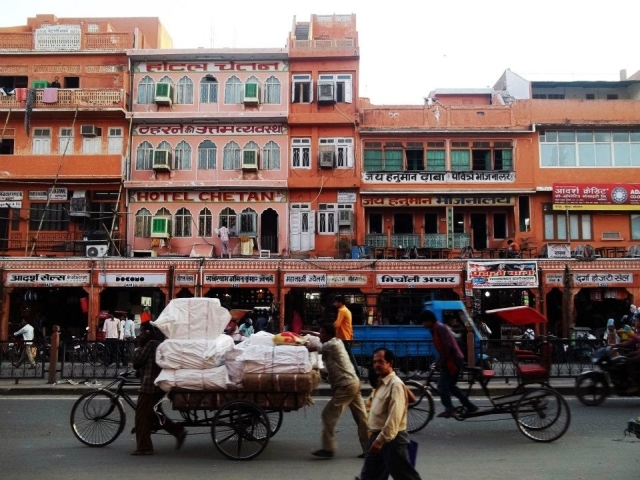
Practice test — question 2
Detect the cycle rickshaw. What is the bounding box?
[405,306,571,442]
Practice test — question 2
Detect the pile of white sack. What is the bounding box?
[151,298,320,392]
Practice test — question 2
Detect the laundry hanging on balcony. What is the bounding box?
[42,88,58,103]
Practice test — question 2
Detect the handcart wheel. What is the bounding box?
[514,388,571,442]
[264,409,284,436]
[575,375,607,406]
[70,391,126,447]
[211,400,271,460]
[404,379,434,433]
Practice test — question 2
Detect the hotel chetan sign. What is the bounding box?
[362,195,514,207]
[553,183,640,210]
[134,124,286,136]
[131,191,287,203]
[136,61,286,73]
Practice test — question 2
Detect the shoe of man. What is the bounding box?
[176,430,187,450]
[311,449,334,458]
[437,410,453,418]
[466,405,479,413]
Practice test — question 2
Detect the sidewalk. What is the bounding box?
[0,377,577,397]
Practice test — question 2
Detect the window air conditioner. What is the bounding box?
[153,149,172,171]
[86,244,109,258]
[243,83,260,104]
[154,82,174,106]
[131,250,158,258]
[151,216,171,238]
[317,82,336,103]
[80,125,101,137]
[242,149,259,170]
[339,210,353,226]
[318,147,335,168]
[69,190,90,218]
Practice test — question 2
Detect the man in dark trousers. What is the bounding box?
[305,323,369,458]
[131,322,186,455]
[420,310,477,418]
[357,347,422,480]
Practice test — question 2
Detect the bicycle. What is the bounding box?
[405,361,571,442]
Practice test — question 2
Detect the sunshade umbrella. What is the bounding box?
[484,306,547,326]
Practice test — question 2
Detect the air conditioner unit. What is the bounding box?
[154,82,174,105]
[131,250,157,258]
[243,83,260,104]
[317,81,336,103]
[151,216,171,238]
[318,148,335,168]
[69,190,90,218]
[80,125,101,137]
[153,149,172,171]
[339,210,353,226]
[86,244,109,258]
[242,149,259,170]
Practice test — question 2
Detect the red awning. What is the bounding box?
[485,306,548,325]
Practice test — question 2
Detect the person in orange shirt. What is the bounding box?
[334,295,358,373]
[506,239,521,258]
[140,307,152,325]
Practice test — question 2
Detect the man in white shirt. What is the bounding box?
[103,313,122,367]
[13,319,36,369]
[218,224,230,257]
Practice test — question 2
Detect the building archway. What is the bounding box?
[260,208,278,253]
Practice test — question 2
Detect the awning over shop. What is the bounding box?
[485,306,547,325]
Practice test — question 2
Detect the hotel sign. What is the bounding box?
[131,191,287,203]
[134,124,286,136]
[136,61,287,73]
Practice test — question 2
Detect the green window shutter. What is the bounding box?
[245,83,258,98]
[155,83,169,97]
[426,150,446,171]
[501,149,513,170]
[363,149,383,171]
[451,150,470,171]
[384,150,403,171]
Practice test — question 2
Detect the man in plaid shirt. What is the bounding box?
[131,323,187,455]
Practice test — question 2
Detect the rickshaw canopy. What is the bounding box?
[485,306,548,326]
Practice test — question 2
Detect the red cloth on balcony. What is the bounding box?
[15,88,27,101]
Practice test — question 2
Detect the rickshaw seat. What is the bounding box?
[515,342,553,386]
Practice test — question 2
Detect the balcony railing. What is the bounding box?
[291,38,355,50]
[0,32,134,51]
[365,233,471,250]
[4,232,124,256]
[0,89,127,109]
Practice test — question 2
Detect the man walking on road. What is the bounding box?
[13,318,36,369]
[420,310,477,418]
[333,295,358,372]
[305,323,369,459]
[357,347,422,480]
[103,313,121,367]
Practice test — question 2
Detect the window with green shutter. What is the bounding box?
[384,149,403,171]
[426,150,445,171]
[364,149,383,171]
[451,150,470,171]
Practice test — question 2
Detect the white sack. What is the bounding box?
[155,366,229,392]
[153,298,231,340]
[156,336,235,370]
[237,345,312,373]
[241,330,275,347]
[225,346,246,385]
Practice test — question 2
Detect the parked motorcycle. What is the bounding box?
[575,346,640,406]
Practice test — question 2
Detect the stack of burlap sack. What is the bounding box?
[152,298,320,394]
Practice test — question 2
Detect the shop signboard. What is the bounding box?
[468,261,538,289]
[203,274,275,285]
[376,274,460,286]
[98,273,166,287]
[175,273,196,286]
[7,272,89,286]
[284,273,327,287]
[572,272,633,286]
[553,183,640,210]
[545,273,565,285]
[547,243,571,259]
[327,274,368,286]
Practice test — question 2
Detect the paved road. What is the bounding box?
[1,395,639,480]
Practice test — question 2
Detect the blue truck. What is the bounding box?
[352,300,486,368]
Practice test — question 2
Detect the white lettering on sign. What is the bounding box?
[376,274,460,286]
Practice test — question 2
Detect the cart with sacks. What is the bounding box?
[70,298,320,460]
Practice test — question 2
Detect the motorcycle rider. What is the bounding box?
[614,315,640,394]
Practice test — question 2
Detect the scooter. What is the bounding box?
[575,346,640,406]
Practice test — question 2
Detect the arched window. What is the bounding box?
[157,140,171,151]
[238,208,258,236]
[176,76,193,104]
[174,140,192,170]
[134,208,152,237]
[262,141,280,170]
[136,141,154,170]
[224,76,243,104]
[223,141,241,170]
[174,207,192,237]
[156,207,171,217]
[198,208,212,237]
[263,76,281,104]
[198,140,216,169]
[137,76,155,104]
[200,76,218,103]
[219,207,237,235]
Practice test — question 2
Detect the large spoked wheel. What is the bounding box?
[70,391,126,447]
[211,400,270,460]
[264,409,284,436]
[405,379,435,433]
[575,374,608,406]
[514,388,571,442]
